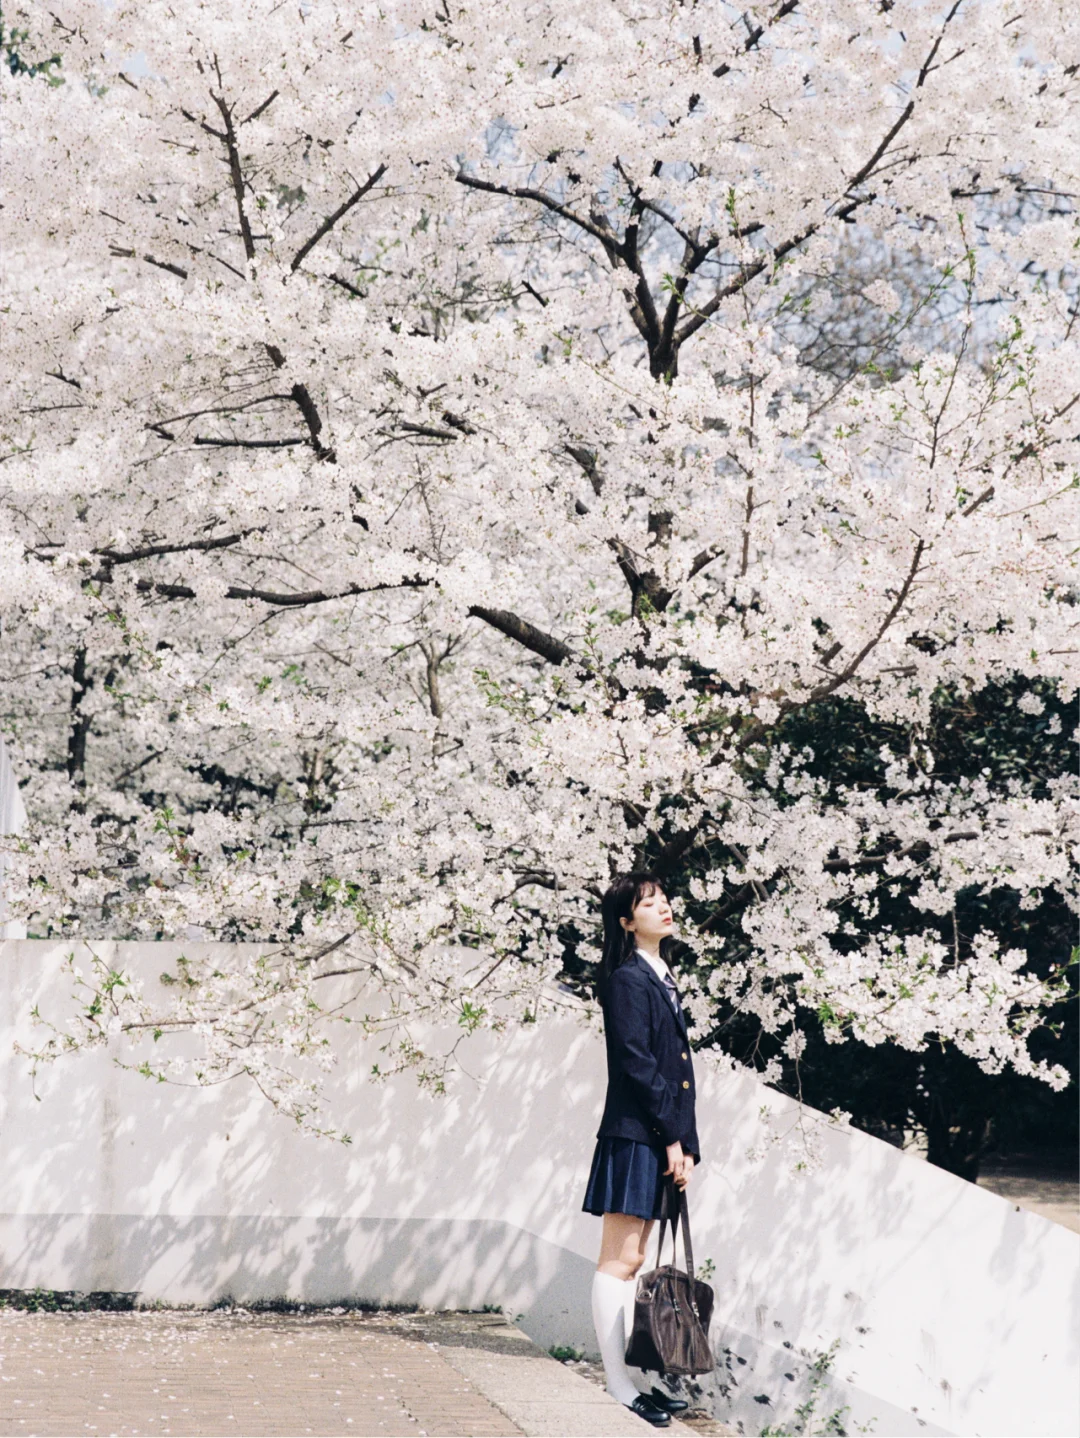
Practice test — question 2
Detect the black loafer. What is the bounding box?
[649,1386,690,1413]
[628,1393,671,1426]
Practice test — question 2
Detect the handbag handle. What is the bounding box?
[656,1175,697,1290]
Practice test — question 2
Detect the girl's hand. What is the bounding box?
[665,1143,694,1189]
[665,1140,687,1186]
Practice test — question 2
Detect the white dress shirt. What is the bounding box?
[635,948,683,1017]
[635,947,674,985]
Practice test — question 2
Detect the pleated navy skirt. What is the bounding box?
[582,1136,667,1220]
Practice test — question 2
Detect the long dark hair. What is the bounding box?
[597,870,675,1000]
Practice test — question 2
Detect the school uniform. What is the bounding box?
[582,949,700,1221]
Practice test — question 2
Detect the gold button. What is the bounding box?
[682,1080,690,1089]
[681,1051,688,1060]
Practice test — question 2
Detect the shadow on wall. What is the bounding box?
[0,940,1077,1438]
[0,941,606,1340]
[0,1212,595,1332]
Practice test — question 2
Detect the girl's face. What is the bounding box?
[621,885,674,944]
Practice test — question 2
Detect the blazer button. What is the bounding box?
[682,1080,690,1089]
[681,1051,688,1060]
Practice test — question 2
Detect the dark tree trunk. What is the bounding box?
[67,646,91,788]
[925,1105,994,1181]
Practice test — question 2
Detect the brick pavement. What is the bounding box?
[0,1310,523,1437]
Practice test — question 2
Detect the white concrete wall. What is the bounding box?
[1,940,1076,1437]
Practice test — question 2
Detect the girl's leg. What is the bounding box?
[597,1210,655,1280]
[592,1213,655,1405]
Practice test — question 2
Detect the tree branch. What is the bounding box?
[845,100,915,192]
[687,543,725,581]
[962,485,995,518]
[192,435,308,448]
[705,539,928,763]
[210,93,256,262]
[612,165,721,376]
[291,163,388,273]
[135,575,431,608]
[455,171,623,263]
[564,443,605,497]
[264,344,336,461]
[240,90,279,126]
[674,196,867,348]
[149,395,297,429]
[329,272,368,299]
[108,246,189,279]
[91,530,257,568]
[822,827,1023,873]
[467,605,573,665]
[394,420,461,442]
[800,539,925,708]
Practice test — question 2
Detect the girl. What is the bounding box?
[582,870,701,1427]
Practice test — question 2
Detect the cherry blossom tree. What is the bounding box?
[2,0,1076,1135]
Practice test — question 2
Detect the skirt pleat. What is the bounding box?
[581,1135,667,1220]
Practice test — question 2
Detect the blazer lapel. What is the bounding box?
[634,952,689,1040]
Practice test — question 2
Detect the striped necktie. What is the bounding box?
[662,969,681,1014]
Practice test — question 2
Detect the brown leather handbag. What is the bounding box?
[625,1177,715,1377]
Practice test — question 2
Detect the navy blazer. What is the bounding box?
[596,952,701,1162]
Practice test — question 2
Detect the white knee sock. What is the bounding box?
[591,1269,641,1407]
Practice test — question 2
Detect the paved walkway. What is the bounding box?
[977,1157,1079,1233]
[0,1308,728,1438]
